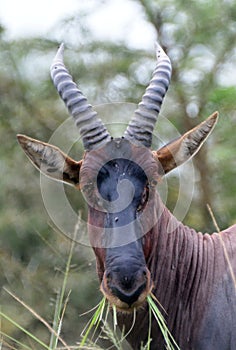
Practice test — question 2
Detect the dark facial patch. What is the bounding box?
[97,158,148,223]
[80,137,159,248]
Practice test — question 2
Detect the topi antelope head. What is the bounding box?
[18,43,218,312]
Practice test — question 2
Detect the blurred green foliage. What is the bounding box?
[0,0,236,348]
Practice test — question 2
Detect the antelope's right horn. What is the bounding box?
[124,43,172,148]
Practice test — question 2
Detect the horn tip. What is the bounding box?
[212,111,219,119]
[207,111,219,126]
[155,42,166,59]
[17,134,31,149]
[51,43,65,70]
[58,42,65,54]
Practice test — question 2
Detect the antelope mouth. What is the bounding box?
[100,270,153,312]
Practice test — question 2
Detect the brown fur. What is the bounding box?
[117,195,236,349]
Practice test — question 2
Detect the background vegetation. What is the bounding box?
[1,0,236,348]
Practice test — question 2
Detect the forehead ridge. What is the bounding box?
[80,137,159,186]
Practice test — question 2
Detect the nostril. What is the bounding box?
[138,268,148,280]
[105,271,112,281]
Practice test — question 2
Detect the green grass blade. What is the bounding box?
[81,298,107,345]
[93,300,110,344]
[147,295,180,350]
[0,312,50,349]
[99,297,106,322]
[101,322,124,350]
[104,301,110,325]
[49,220,77,349]
[117,307,136,346]
[0,330,32,350]
[80,297,106,348]
[112,304,117,332]
[90,297,106,342]
[147,304,152,350]
[3,287,70,350]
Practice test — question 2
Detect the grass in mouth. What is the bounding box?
[146,294,180,350]
[80,297,107,347]
[80,298,137,349]
[80,294,180,350]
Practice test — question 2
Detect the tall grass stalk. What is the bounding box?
[2,288,70,349]
[0,312,50,349]
[0,330,33,350]
[49,217,79,350]
[0,217,78,350]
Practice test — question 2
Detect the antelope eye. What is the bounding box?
[150,179,158,187]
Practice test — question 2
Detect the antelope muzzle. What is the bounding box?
[101,243,153,311]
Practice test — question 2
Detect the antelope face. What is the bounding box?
[80,139,158,311]
[97,156,152,310]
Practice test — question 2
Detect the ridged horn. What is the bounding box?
[124,43,172,147]
[50,43,111,151]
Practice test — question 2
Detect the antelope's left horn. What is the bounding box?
[124,43,172,148]
[50,44,111,151]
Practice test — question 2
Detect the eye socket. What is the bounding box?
[137,186,149,212]
[150,179,158,187]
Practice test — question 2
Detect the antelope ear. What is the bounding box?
[153,112,218,174]
[17,134,82,187]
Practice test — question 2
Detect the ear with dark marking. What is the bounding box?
[17,134,82,187]
[153,111,218,174]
